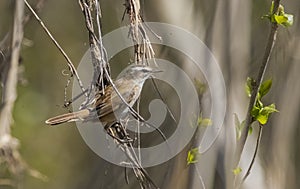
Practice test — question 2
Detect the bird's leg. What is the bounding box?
[105,122,133,144]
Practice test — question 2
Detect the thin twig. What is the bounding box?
[79,0,109,95]
[24,0,86,96]
[107,122,159,188]
[235,0,280,167]
[195,166,206,189]
[241,125,263,183]
[23,0,46,26]
[78,1,160,188]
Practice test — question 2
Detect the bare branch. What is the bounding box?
[242,125,263,184]
[234,0,280,167]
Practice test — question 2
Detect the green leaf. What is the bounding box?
[256,114,269,125]
[201,119,212,127]
[198,117,212,127]
[246,77,255,97]
[262,103,279,114]
[234,114,241,139]
[266,1,294,27]
[270,1,274,15]
[248,126,253,135]
[251,100,279,125]
[256,104,279,125]
[233,167,242,176]
[259,79,272,98]
[251,98,264,119]
[272,2,294,27]
[197,113,212,127]
[257,98,263,109]
[234,114,245,140]
[187,148,200,165]
[281,14,293,27]
[274,15,288,24]
[194,79,207,95]
[251,105,261,118]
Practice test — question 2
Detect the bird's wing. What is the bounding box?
[92,81,132,119]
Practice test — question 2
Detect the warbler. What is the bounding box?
[45,64,162,126]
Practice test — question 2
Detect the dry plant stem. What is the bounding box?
[107,124,158,188]
[123,0,164,123]
[0,0,25,176]
[122,141,159,188]
[79,1,159,188]
[124,0,176,123]
[0,0,24,138]
[125,0,157,63]
[24,0,86,96]
[23,0,46,26]
[0,1,48,182]
[79,0,109,98]
[195,166,206,189]
[235,0,280,171]
[241,125,263,184]
[79,0,161,138]
[125,0,174,123]
[125,0,171,147]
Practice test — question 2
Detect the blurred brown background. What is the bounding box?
[0,0,300,189]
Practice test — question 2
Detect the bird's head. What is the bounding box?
[123,64,162,82]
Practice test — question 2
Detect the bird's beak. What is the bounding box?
[150,68,162,79]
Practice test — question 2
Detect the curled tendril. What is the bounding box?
[61,69,70,76]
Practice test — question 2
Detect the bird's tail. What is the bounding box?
[45,109,90,126]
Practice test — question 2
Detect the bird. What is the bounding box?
[45,64,162,189]
[45,64,162,126]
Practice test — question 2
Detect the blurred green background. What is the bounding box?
[1,0,300,189]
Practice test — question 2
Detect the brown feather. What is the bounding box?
[45,109,90,126]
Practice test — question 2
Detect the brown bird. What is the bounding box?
[45,64,162,126]
[45,64,162,189]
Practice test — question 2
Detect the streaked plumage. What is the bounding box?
[45,64,161,126]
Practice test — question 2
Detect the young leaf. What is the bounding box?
[256,104,279,125]
[233,167,242,176]
[246,77,255,97]
[274,15,288,24]
[281,14,293,27]
[194,79,207,95]
[270,1,274,15]
[248,126,253,135]
[256,113,269,125]
[262,103,279,114]
[234,114,245,140]
[265,1,294,27]
[272,2,294,27]
[187,148,200,165]
[259,79,272,98]
[275,13,294,27]
[251,104,261,118]
[198,116,212,127]
[234,114,241,140]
